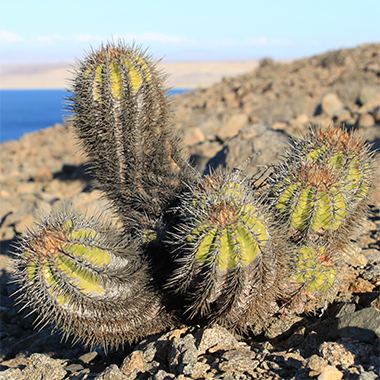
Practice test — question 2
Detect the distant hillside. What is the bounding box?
[172,43,380,162]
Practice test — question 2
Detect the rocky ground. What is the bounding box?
[0,43,380,379]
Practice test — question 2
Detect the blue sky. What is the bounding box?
[0,0,379,64]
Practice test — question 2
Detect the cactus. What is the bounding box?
[69,42,196,232]
[269,127,376,245]
[13,211,173,349]
[12,42,377,350]
[167,171,289,329]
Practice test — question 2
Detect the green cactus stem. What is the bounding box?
[269,127,376,244]
[292,244,337,294]
[280,127,375,207]
[13,211,173,350]
[167,171,289,329]
[273,163,348,236]
[68,42,196,231]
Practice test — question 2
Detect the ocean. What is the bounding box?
[0,89,189,143]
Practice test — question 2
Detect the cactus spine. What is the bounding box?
[13,211,173,349]
[12,42,377,350]
[268,127,376,308]
[69,43,196,233]
[167,171,289,329]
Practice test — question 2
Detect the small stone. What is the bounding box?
[358,86,380,106]
[94,364,128,380]
[319,341,355,367]
[307,354,328,376]
[168,334,198,374]
[183,127,206,146]
[358,372,379,380]
[0,368,24,380]
[320,93,345,116]
[349,277,375,293]
[362,249,380,264]
[21,353,67,380]
[154,369,176,380]
[64,363,84,373]
[370,295,380,310]
[358,113,375,128]
[183,361,210,378]
[195,325,240,355]
[15,182,38,195]
[284,351,305,369]
[361,264,380,283]
[318,365,343,380]
[216,113,249,141]
[271,122,288,130]
[296,114,309,123]
[333,108,352,123]
[120,350,146,378]
[14,213,35,233]
[79,351,98,364]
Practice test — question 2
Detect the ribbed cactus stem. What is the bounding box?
[269,127,376,244]
[13,211,172,349]
[274,164,347,235]
[168,172,288,328]
[283,127,375,206]
[69,42,196,230]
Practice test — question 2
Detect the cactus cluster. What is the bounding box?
[13,42,377,350]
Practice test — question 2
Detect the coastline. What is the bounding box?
[0,60,263,90]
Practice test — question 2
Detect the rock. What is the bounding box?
[320,93,345,116]
[216,113,249,141]
[0,368,24,380]
[306,354,328,377]
[319,341,355,367]
[264,313,303,340]
[218,347,259,375]
[94,364,128,380]
[14,213,35,233]
[135,327,191,365]
[78,351,98,364]
[361,264,380,284]
[21,353,67,380]
[349,277,375,293]
[183,127,205,146]
[153,369,176,380]
[120,351,146,379]
[358,86,380,106]
[338,307,380,343]
[168,334,198,374]
[370,294,380,310]
[358,113,375,128]
[205,123,290,177]
[333,108,352,123]
[182,361,210,378]
[360,372,380,380]
[318,365,343,380]
[194,325,240,355]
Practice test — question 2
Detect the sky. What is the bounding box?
[0,0,379,64]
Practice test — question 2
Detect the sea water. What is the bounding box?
[0,89,189,143]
